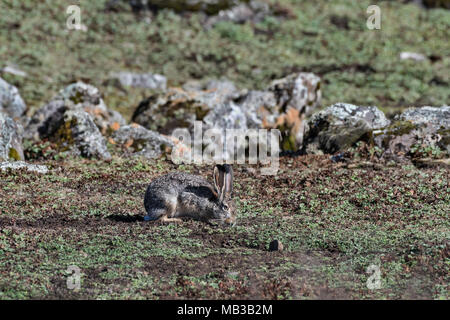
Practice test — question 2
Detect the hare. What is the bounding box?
[144,164,235,225]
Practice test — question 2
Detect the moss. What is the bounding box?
[69,91,85,105]
[53,118,76,151]
[374,121,417,138]
[8,148,21,161]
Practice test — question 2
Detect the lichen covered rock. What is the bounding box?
[374,106,450,158]
[25,82,125,140]
[111,123,174,158]
[54,109,111,160]
[302,103,390,154]
[133,73,321,151]
[0,113,24,161]
[0,77,26,119]
[132,86,231,134]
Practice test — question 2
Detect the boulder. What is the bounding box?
[0,77,27,119]
[374,106,450,158]
[111,123,174,158]
[0,113,24,161]
[132,86,233,134]
[111,72,167,90]
[302,103,390,154]
[25,82,125,140]
[265,72,321,150]
[53,109,112,160]
[133,73,321,151]
[267,72,321,117]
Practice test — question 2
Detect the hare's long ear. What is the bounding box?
[213,165,225,201]
[223,164,233,199]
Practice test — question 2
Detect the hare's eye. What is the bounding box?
[222,204,229,210]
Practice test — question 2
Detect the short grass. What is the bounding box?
[0,0,449,119]
[0,156,448,299]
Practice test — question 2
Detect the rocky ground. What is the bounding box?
[0,0,449,299]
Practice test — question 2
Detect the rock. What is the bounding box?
[0,77,27,119]
[205,0,270,27]
[111,123,174,158]
[374,106,450,158]
[53,109,112,160]
[132,86,233,134]
[302,103,390,154]
[267,72,321,117]
[396,105,450,128]
[232,90,278,128]
[111,72,167,90]
[182,78,241,99]
[133,73,321,152]
[0,113,24,161]
[266,72,322,150]
[1,64,27,77]
[0,161,48,174]
[144,0,244,15]
[269,239,283,252]
[400,52,427,61]
[25,82,125,140]
[203,101,248,130]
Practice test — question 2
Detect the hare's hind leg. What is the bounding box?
[160,216,182,223]
[159,196,182,223]
[144,195,180,223]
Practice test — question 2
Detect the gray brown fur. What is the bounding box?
[144,165,235,225]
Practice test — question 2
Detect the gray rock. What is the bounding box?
[375,105,450,158]
[267,72,321,117]
[396,106,450,128]
[112,123,174,158]
[111,72,167,90]
[144,0,244,14]
[203,101,248,130]
[302,103,390,154]
[233,90,278,128]
[400,52,427,62]
[0,77,27,118]
[205,0,270,27]
[0,161,48,174]
[1,65,27,77]
[133,73,321,152]
[54,109,112,160]
[0,113,24,161]
[25,82,125,140]
[132,86,233,134]
[182,78,240,99]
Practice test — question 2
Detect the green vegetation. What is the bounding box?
[1,0,449,119]
[0,156,448,299]
[0,0,448,300]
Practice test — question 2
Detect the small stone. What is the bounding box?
[400,52,427,61]
[269,239,283,252]
[0,161,48,174]
[111,72,167,90]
